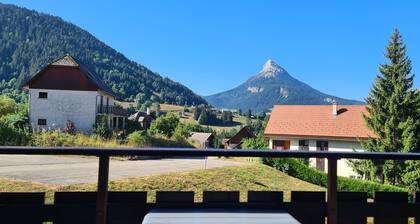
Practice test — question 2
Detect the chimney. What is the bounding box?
[146,107,151,115]
[332,101,338,117]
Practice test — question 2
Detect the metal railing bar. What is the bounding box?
[0,147,420,160]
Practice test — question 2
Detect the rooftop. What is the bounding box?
[264,105,375,140]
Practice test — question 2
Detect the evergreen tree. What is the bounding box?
[193,106,202,120]
[155,103,161,117]
[357,29,420,185]
[198,110,208,125]
[221,111,233,125]
[247,109,252,117]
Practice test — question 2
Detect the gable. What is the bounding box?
[26,65,99,91]
[51,56,79,67]
[227,127,255,144]
[24,55,116,97]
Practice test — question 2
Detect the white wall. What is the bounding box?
[268,136,363,178]
[29,89,99,133]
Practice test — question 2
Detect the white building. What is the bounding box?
[264,104,375,178]
[24,55,126,133]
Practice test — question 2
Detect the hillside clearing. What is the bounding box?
[180,113,248,133]
[0,164,324,203]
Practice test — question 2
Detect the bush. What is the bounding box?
[0,121,31,146]
[127,130,149,146]
[149,135,193,148]
[31,131,122,147]
[262,157,408,198]
[63,120,76,134]
[0,97,31,146]
[93,115,111,139]
[172,123,191,141]
[241,135,268,149]
[149,112,179,137]
[0,95,17,116]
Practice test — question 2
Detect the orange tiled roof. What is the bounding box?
[264,105,376,140]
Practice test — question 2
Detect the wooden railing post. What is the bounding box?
[327,158,338,224]
[96,155,110,224]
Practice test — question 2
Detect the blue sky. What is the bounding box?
[3,0,420,100]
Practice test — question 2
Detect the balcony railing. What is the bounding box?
[0,147,419,224]
[96,105,127,116]
[298,146,309,150]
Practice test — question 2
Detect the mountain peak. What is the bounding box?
[255,59,285,79]
[262,59,278,70]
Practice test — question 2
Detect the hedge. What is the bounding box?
[262,157,408,198]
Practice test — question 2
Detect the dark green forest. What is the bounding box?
[0,3,207,105]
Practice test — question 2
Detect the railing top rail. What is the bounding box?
[0,146,420,160]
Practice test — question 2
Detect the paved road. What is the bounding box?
[0,155,242,185]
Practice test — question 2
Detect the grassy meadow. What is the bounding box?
[0,164,324,204]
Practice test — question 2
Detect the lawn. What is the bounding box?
[0,164,324,203]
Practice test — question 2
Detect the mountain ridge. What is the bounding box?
[205,60,364,113]
[0,3,207,105]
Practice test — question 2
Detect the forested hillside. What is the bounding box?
[0,3,206,105]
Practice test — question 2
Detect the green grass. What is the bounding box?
[157,104,185,112]
[118,102,185,112]
[119,101,250,133]
[0,164,324,203]
[180,113,250,133]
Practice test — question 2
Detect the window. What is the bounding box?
[38,92,48,99]
[37,119,47,126]
[272,140,290,150]
[298,140,309,150]
[316,141,328,151]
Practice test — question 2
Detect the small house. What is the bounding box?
[128,108,156,129]
[224,126,255,149]
[264,104,375,178]
[188,132,215,148]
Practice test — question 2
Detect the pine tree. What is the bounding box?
[198,110,208,125]
[360,29,420,185]
[247,109,252,118]
[155,103,161,117]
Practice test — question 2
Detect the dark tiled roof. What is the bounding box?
[25,55,116,97]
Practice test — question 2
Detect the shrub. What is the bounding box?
[127,131,149,146]
[172,123,191,142]
[63,120,76,134]
[0,95,17,116]
[0,120,31,146]
[31,131,70,146]
[149,135,193,148]
[149,112,179,137]
[262,157,408,198]
[31,131,124,147]
[241,134,268,149]
[93,115,111,139]
[0,96,31,146]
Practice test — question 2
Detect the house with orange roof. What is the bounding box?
[264,103,375,178]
